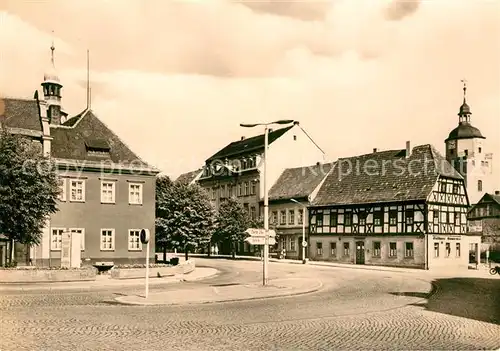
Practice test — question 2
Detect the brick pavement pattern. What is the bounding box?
[1,259,499,351]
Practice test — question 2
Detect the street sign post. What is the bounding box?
[245,236,276,246]
[140,228,150,299]
[245,228,276,237]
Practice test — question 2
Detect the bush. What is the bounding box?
[170,257,179,266]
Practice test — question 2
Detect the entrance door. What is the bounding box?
[355,241,365,264]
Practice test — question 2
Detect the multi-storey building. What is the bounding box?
[268,162,334,260]
[0,44,159,266]
[467,191,500,254]
[181,122,326,255]
[308,142,481,270]
[445,83,494,205]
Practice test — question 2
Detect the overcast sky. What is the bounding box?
[0,0,498,180]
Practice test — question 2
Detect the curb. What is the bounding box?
[113,279,324,306]
[0,268,219,292]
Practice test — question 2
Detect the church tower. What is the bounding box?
[41,39,66,125]
[445,81,493,205]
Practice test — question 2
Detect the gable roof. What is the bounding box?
[206,125,294,162]
[1,97,156,170]
[175,169,203,185]
[473,193,500,208]
[312,144,463,207]
[269,162,335,201]
[50,110,152,167]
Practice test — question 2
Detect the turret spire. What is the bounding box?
[458,78,471,123]
[41,30,63,125]
[50,32,56,68]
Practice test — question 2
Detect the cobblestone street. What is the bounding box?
[1,259,499,351]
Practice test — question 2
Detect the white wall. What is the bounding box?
[259,124,326,199]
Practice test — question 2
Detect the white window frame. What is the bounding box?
[51,228,65,251]
[70,179,86,202]
[58,178,67,201]
[70,228,85,251]
[100,228,115,251]
[128,229,142,251]
[404,242,414,258]
[128,183,143,205]
[389,242,397,257]
[101,181,116,204]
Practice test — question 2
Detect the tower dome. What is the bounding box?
[43,42,60,84]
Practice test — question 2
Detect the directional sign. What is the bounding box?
[140,228,150,244]
[245,228,276,237]
[302,241,308,248]
[245,236,276,246]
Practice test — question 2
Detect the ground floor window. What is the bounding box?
[100,229,115,251]
[128,229,141,251]
[290,238,296,251]
[373,241,381,257]
[330,242,336,256]
[456,243,461,257]
[51,228,64,250]
[445,243,451,258]
[343,242,350,256]
[404,242,414,258]
[434,243,439,257]
[316,242,323,256]
[389,242,397,257]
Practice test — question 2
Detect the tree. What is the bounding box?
[0,126,60,264]
[155,175,215,260]
[212,197,253,258]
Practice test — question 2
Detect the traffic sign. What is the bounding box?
[140,228,150,244]
[245,236,276,246]
[245,228,276,237]
[302,241,307,248]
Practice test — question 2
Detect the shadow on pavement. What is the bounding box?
[391,277,500,325]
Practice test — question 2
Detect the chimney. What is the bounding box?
[405,141,411,158]
[241,136,245,140]
[495,190,500,195]
[373,148,378,153]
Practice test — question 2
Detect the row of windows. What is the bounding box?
[315,241,415,258]
[58,179,143,205]
[434,242,461,258]
[211,181,257,200]
[271,209,304,226]
[203,156,259,177]
[314,209,415,227]
[279,236,297,251]
[51,228,144,251]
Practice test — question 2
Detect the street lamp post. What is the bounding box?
[291,198,307,264]
[240,119,295,286]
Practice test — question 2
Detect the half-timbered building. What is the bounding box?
[308,143,482,270]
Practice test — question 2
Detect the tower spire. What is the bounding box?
[458,78,471,124]
[461,78,467,103]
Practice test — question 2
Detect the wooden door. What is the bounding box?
[355,241,365,264]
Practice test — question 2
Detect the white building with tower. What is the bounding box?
[445,83,494,205]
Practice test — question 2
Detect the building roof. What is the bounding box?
[1,97,155,169]
[206,125,294,162]
[446,122,485,142]
[0,97,42,132]
[269,162,335,201]
[175,169,203,185]
[312,144,463,207]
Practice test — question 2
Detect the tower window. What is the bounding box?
[478,180,482,192]
[478,147,482,153]
[464,150,468,156]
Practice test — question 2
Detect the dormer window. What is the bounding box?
[85,139,110,157]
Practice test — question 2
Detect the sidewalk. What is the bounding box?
[0,267,218,292]
[114,277,323,306]
[190,254,500,279]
